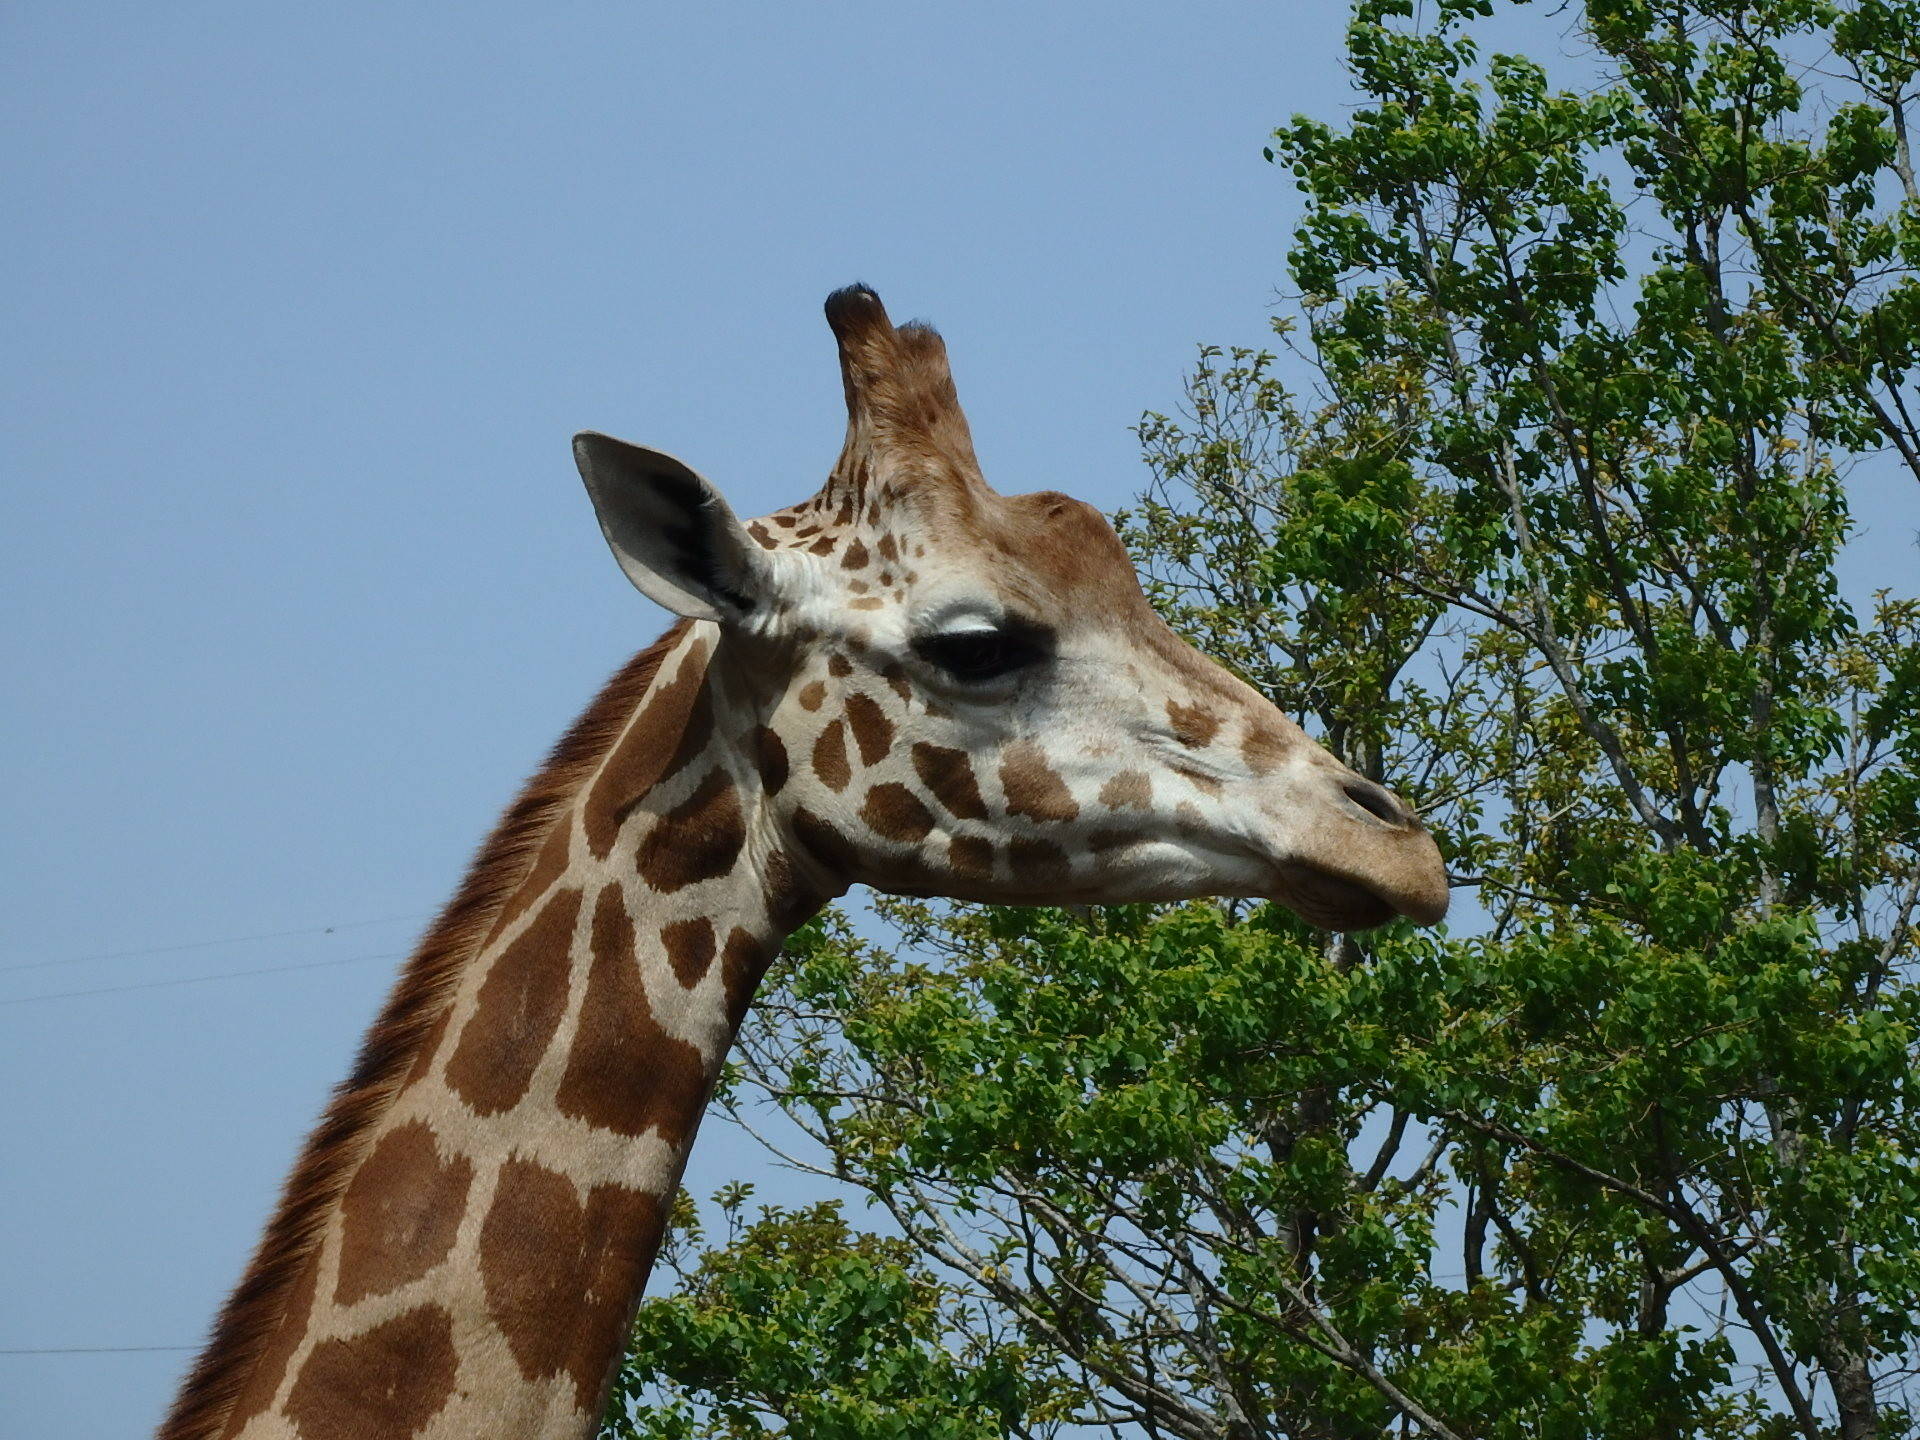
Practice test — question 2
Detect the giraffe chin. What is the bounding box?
[1271,861,1411,934]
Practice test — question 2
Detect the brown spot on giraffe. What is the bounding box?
[485,817,573,944]
[949,835,995,881]
[281,1303,458,1440]
[798,679,827,711]
[720,927,771,1028]
[828,653,853,678]
[845,692,894,764]
[584,638,712,859]
[1000,740,1079,823]
[881,664,913,703]
[1173,764,1223,796]
[861,782,934,843]
[808,534,836,556]
[912,742,989,820]
[1009,836,1071,888]
[761,847,826,935]
[792,806,858,873]
[849,596,884,611]
[877,531,899,562]
[753,725,788,796]
[840,537,869,569]
[445,888,581,1116]
[635,767,748,893]
[1167,697,1223,749]
[660,916,717,988]
[746,521,775,549]
[1099,770,1152,810]
[555,886,709,1140]
[1243,725,1291,776]
[478,1156,664,1411]
[875,849,942,891]
[334,1120,475,1306]
[813,719,851,792]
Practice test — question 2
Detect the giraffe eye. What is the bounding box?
[914,625,1047,683]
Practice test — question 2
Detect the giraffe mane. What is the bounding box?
[158,620,693,1440]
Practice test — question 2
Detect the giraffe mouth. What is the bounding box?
[1271,861,1402,933]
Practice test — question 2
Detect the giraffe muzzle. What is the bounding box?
[1267,769,1451,931]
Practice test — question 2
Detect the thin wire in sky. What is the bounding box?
[0,951,407,1007]
[0,1346,196,1356]
[0,912,424,976]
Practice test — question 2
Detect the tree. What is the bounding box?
[604,1182,1041,1439]
[605,0,1920,1433]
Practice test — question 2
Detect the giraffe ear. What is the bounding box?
[572,432,773,623]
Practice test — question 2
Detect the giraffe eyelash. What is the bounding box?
[912,618,1054,684]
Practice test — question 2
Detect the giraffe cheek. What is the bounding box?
[999,741,1080,824]
[948,835,996,884]
[859,783,935,844]
[1097,769,1153,811]
[1006,836,1071,890]
[844,692,895,763]
[912,742,989,820]
[812,720,851,792]
[790,806,859,877]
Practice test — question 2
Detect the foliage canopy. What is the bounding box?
[608,0,1920,1434]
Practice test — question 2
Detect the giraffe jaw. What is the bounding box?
[1271,861,1406,933]
[1269,840,1451,932]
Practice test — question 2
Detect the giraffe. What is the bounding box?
[160,286,1448,1440]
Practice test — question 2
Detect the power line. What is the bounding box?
[0,912,424,976]
[0,1346,195,1355]
[0,951,408,1007]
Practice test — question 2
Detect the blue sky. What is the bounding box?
[0,4,1361,1435]
[5,4,1916,1438]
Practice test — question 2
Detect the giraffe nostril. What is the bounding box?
[1342,778,1410,828]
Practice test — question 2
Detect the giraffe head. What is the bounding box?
[573,286,1447,931]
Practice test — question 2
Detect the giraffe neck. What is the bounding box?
[167,621,830,1440]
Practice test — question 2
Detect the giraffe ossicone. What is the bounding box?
[163,285,1448,1440]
